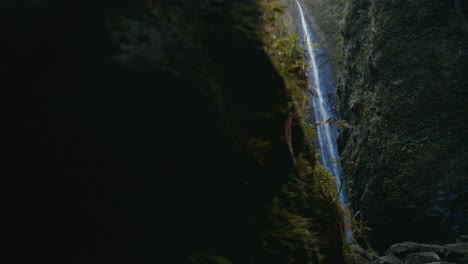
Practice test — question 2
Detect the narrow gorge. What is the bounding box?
[3,0,467,263]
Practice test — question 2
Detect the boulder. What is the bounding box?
[385,242,421,257]
[385,242,446,258]
[443,243,468,261]
[374,256,404,264]
[456,236,468,243]
[404,252,440,264]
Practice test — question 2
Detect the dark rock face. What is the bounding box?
[338,0,468,250]
[2,0,351,263]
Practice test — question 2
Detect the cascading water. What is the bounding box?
[294,0,354,242]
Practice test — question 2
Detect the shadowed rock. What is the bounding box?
[374,256,403,264]
[404,252,440,264]
[380,241,468,264]
[385,242,446,258]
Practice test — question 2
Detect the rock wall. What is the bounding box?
[2,0,353,263]
[338,0,468,251]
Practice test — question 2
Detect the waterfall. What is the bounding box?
[294,0,354,242]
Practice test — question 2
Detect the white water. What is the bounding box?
[295,0,353,242]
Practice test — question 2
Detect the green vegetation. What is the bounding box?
[255,1,356,263]
[257,198,323,264]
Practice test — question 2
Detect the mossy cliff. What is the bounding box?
[3,0,353,262]
[287,0,467,253]
[336,0,467,251]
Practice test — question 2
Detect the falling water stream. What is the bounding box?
[294,0,354,241]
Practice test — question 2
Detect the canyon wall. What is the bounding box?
[338,0,467,251]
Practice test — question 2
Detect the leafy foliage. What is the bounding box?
[257,198,323,264]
